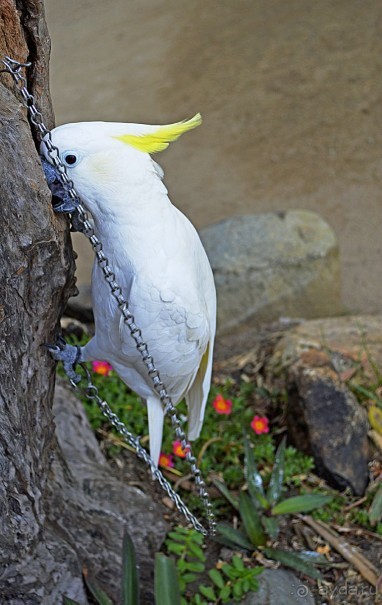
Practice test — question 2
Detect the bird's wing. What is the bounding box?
[118,274,212,397]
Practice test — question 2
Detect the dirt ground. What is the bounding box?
[45,0,382,317]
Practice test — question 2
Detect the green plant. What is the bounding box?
[198,555,262,603]
[166,525,206,593]
[165,525,262,604]
[155,553,182,605]
[369,484,382,527]
[214,436,333,579]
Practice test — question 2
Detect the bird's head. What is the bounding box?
[40,114,202,215]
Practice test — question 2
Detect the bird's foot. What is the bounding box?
[45,336,82,384]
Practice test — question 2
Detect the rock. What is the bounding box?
[200,210,342,334]
[61,316,90,340]
[48,380,169,604]
[242,568,315,604]
[66,284,94,323]
[268,316,375,495]
[287,371,369,495]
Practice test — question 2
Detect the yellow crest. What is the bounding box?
[114,113,202,153]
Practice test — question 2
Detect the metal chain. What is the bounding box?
[1,56,216,536]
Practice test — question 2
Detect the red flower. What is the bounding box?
[92,360,113,376]
[158,452,174,468]
[172,440,190,458]
[250,415,269,435]
[212,394,233,415]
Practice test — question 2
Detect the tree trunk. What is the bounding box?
[0,0,77,600]
[0,3,167,603]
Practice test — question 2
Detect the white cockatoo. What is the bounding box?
[42,114,216,466]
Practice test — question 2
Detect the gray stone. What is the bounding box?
[200,210,342,334]
[242,568,315,604]
[287,371,369,495]
[269,316,373,495]
[47,380,169,604]
[66,284,94,323]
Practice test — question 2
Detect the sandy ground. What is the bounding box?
[45,0,382,316]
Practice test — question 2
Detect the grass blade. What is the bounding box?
[122,531,139,605]
[264,548,322,579]
[369,485,382,526]
[261,515,279,540]
[63,599,82,605]
[212,478,239,510]
[244,436,269,509]
[83,577,114,605]
[239,492,267,546]
[267,437,286,505]
[271,494,332,515]
[215,523,254,551]
[154,553,182,605]
[298,550,332,566]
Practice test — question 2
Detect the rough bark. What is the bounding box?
[0,0,76,601]
[0,3,168,603]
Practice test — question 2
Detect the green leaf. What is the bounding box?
[177,559,187,572]
[249,577,260,591]
[187,541,206,562]
[63,598,82,605]
[297,550,331,566]
[239,492,267,546]
[167,542,184,556]
[83,577,114,605]
[369,486,382,525]
[212,478,239,510]
[181,572,198,584]
[261,516,279,540]
[154,554,182,605]
[267,437,286,505]
[221,563,235,580]
[219,585,231,601]
[168,530,188,543]
[264,548,322,579]
[199,585,217,600]
[349,381,382,403]
[233,581,243,598]
[122,531,139,605]
[183,561,205,573]
[244,437,269,510]
[231,555,244,571]
[271,494,333,515]
[208,568,225,589]
[216,523,254,551]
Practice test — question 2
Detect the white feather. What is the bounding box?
[43,121,216,465]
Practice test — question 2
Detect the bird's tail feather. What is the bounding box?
[186,344,212,441]
[147,395,165,467]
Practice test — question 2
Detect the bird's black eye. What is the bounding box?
[64,154,78,166]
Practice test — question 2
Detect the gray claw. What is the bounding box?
[45,339,82,384]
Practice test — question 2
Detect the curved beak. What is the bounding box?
[41,158,79,213]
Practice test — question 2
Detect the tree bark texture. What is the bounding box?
[0,0,76,600]
[0,3,168,603]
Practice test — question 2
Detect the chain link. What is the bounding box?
[1,56,216,536]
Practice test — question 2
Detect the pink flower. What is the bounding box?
[250,415,269,435]
[159,452,175,468]
[172,440,190,458]
[92,360,113,376]
[212,394,233,415]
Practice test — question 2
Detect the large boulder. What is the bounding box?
[268,316,377,495]
[200,210,342,334]
[47,380,169,604]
